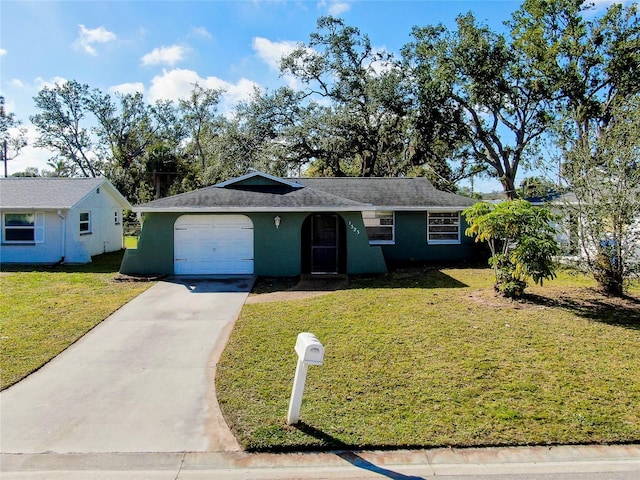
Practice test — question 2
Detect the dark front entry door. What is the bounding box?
[311,215,339,273]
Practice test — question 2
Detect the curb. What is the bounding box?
[2,444,640,479]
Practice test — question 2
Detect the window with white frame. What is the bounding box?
[79,212,91,234]
[3,213,44,243]
[4,213,35,242]
[114,211,120,225]
[427,211,460,244]
[362,211,394,244]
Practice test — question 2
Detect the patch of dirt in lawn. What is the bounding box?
[246,276,348,304]
[470,286,640,322]
[469,289,545,310]
[526,287,640,319]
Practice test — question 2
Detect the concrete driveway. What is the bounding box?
[0,276,254,454]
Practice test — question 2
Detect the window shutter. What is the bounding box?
[34,212,45,244]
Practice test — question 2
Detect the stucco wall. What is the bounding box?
[0,211,65,264]
[120,211,388,277]
[1,185,126,264]
[70,187,125,258]
[379,211,479,264]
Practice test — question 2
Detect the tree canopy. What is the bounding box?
[19,2,639,213]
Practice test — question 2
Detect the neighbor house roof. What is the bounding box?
[134,172,476,213]
[0,177,132,210]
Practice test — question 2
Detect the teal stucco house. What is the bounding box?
[120,171,479,277]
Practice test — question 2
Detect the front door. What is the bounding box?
[311,215,339,273]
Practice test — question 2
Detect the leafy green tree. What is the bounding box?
[88,89,191,202]
[31,80,100,177]
[519,176,563,199]
[511,0,640,141]
[463,200,559,298]
[280,16,412,177]
[511,0,640,295]
[219,87,311,178]
[144,143,180,200]
[405,13,553,198]
[179,83,223,172]
[44,158,77,177]
[1,96,28,177]
[88,91,152,200]
[12,167,41,177]
[561,95,640,296]
[89,91,152,170]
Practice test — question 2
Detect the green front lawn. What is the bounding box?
[0,251,153,390]
[217,268,640,451]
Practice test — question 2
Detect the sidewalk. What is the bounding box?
[2,444,639,479]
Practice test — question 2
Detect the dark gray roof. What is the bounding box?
[138,184,367,210]
[0,178,130,209]
[294,177,476,208]
[135,173,477,212]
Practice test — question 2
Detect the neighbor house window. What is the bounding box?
[80,212,91,234]
[427,211,460,244]
[363,211,394,244]
[3,212,44,243]
[114,211,120,225]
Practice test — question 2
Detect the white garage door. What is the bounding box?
[174,215,254,275]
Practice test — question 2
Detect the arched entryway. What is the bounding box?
[301,214,347,274]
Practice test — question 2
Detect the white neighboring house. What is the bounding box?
[550,193,640,263]
[0,178,132,264]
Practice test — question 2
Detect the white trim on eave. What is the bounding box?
[134,206,375,213]
[133,205,473,213]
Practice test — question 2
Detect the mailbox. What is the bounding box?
[288,332,325,424]
[294,332,325,365]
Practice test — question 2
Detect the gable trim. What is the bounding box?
[72,179,132,210]
[215,171,305,189]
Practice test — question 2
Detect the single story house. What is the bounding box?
[120,171,480,277]
[1,177,132,264]
[548,193,640,262]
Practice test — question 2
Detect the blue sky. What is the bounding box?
[0,0,624,190]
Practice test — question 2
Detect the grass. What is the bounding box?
[124,236,138,249]
[216,267,640,451]
[0,251,153,390]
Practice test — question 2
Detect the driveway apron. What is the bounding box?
[0,277,253,454]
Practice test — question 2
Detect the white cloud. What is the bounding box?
[0,48,7,57]
[328,2,350,16]
[252,37,309,90]
[369,47,396,76]
[109,82,145,96]
[252,37,299,71]
[73,25,116,56]
[35,76,68,90]
[9,79,25,88]
[141,45,187,67]
[317,0,351,16]
[148,68,259,116]
[190,26,212,40]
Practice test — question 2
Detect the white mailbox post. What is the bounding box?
[287,332,325,425]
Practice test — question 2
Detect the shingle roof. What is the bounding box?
[138,183,368,210]
[294,177,476,208]
[135,173,477,212]
[0,178,130,209]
